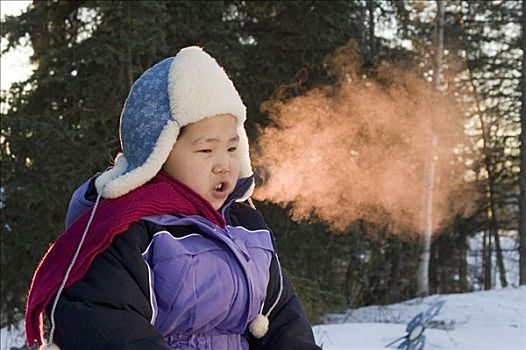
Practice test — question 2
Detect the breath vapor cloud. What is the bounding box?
[254,45,476,234]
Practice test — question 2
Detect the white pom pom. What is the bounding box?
[40,342,61,350]
[249,313,269,338]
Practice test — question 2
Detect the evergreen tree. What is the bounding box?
[1,0,521,330]
[453,0,523,289]
[1,0,369,325]
[520,0,526,285]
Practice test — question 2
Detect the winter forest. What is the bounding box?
[1,0,525,349]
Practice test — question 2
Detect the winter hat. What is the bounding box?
[95,46,253,199]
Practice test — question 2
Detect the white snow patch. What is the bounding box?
[1,288,525,349]
[314,286,526,350]
[1,320,25,350]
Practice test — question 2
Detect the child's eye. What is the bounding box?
[228,147,237,152]
[197,149,212,153]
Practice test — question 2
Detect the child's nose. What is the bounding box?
[213,154,230,174]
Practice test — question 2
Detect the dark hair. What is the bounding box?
[179,126,187,137]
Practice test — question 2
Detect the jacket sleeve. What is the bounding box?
[50,221,164,350]
[248,254,321,350]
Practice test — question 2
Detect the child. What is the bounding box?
[25,47,320,350]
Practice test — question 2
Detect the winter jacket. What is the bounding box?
[49,176,320,350]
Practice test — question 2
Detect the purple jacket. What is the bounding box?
[142,214,273,349]
[53,176,320,349]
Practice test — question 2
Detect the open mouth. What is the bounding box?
[212,181,230,198]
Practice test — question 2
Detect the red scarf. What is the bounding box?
[25,172,225,346]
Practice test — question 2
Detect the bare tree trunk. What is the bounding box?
[493,228,508,287]
[472,89,507,288]
[486,145,507,287]
[417,135,438,296]
[519,0,526,285]
[417,0,444,297]
[483,229,492,289]
[457,0,510,290]
[389,237,403,299]
[459,235,468,291]
[367,0,375,59]
[465,51,508,288]
[433,0,444,91]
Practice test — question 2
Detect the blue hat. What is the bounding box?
[95,46,253,198]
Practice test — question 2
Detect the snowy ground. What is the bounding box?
[2,287,524,350]
[1,319,24,350]
[313,286,526,350]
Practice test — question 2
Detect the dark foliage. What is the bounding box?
[0,0,522,329]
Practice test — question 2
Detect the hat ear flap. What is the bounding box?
[237,125,253,178]
[96,121,180,199]
[95,153,129,196]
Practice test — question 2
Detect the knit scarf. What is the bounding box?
[25,172,226,346]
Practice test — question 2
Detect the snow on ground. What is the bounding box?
[313,286,526,350]
[0,320,24,350]
[2,287,524,350]
[467,231,520,290]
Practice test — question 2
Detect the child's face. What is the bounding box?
[163,114,241,210]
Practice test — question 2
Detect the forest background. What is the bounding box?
[1,0,525,334]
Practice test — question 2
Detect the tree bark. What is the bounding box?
[477,88,507,289]
[417,0,444,297]
[433,0,444,91]
[459,234,468,291]
[367,0,375,59]
[466,56,508,289]
[417,135,438,296]
[493,228,508,287]
[483,229,492,289]
[520,0,526,285]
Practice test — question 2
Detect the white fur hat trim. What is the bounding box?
[95,120,180,198]
[168,46,246,127]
